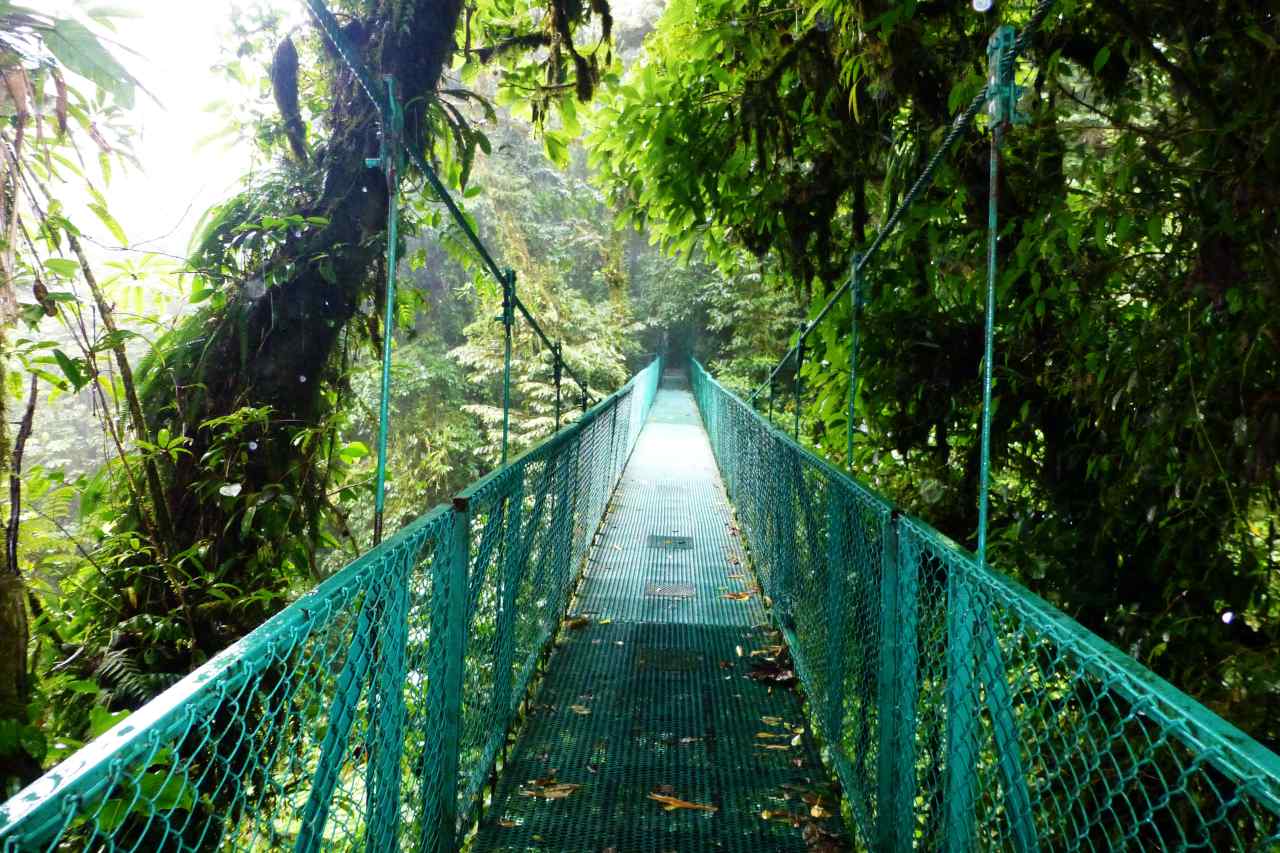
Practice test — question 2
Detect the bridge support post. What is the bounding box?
[491,477,524,755]
[364,548,412,851]
[823,489,849,743]
[421,500,470,853]
[876,511,916,852]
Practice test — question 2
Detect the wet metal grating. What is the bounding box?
[648,534,693,550]
[644,581,696,599]
[471,371,849,852]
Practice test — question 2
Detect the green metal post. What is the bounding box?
[823,489,848,741]
[501,269,515,467]
[876,512,915,851]
[492,477,523,748]
[422,500,470,853]
[365,549,411,851]
[372,75,403,546]
[944,569,978,853]
[846,255,862,471]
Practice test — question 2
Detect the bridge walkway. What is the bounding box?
[471,371,846,852]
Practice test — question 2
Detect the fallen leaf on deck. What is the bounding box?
[520,780,582,800]
[761,715,784,726]
[802,821,851,851]
[722,591,753,601]
[756,731,787,739]
[728,573,745,580]
[498,818,516,828]
[648,792,718,813]
[565,616,592,630]
[570,704,591,715]
[756,743,791,751]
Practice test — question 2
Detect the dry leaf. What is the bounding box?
[727,573,746,580]
[722,591,753,601]
[761,715,784,726]
[756,743,791,751]
[570,704,592,715]
[498,818,516,828]
[520,782,582,800]
[648,792,718,813]
[756,731,786,739]
[565,615,592,630]
[810,803,833,819]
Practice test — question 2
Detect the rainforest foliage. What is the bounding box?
[0,0,1277,799]
[590,0,1280,746]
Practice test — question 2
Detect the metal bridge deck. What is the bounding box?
[471,371,847,852]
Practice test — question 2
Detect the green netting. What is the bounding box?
[0,358,661,852]
[691,359,1280,852]
[470,368,848,852]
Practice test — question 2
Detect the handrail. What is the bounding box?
[0,357,663,851]
[693,359,1280,851]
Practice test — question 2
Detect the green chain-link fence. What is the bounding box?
[0,358,661,852]
[692,360,1280,852]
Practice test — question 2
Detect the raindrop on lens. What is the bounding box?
[1221,611,1234,625]
[299,375,307,383]
[972,0,993,11]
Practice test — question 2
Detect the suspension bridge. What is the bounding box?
[2,358,1278,851]
[4,0,1280,848]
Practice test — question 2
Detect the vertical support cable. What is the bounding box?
[793,330,805,440]
[946,26,1016,853]
[372,75,403,546]
[846,255,862,471]
[553,342,563,431]
[501,269,515,466]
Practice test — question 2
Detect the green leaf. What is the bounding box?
[43,258,80,279]
[89,202,128,245]
[52,349,88,391]
[560,95,581,137]
[542,132,569,169]
[1093,45,1111,74]
[42,18,138,108]
[339,441,370,464]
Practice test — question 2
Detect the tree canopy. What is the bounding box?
[589,0,1280,745]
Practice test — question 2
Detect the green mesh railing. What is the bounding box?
[692,360,1280,852]
[0,358,661,853]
